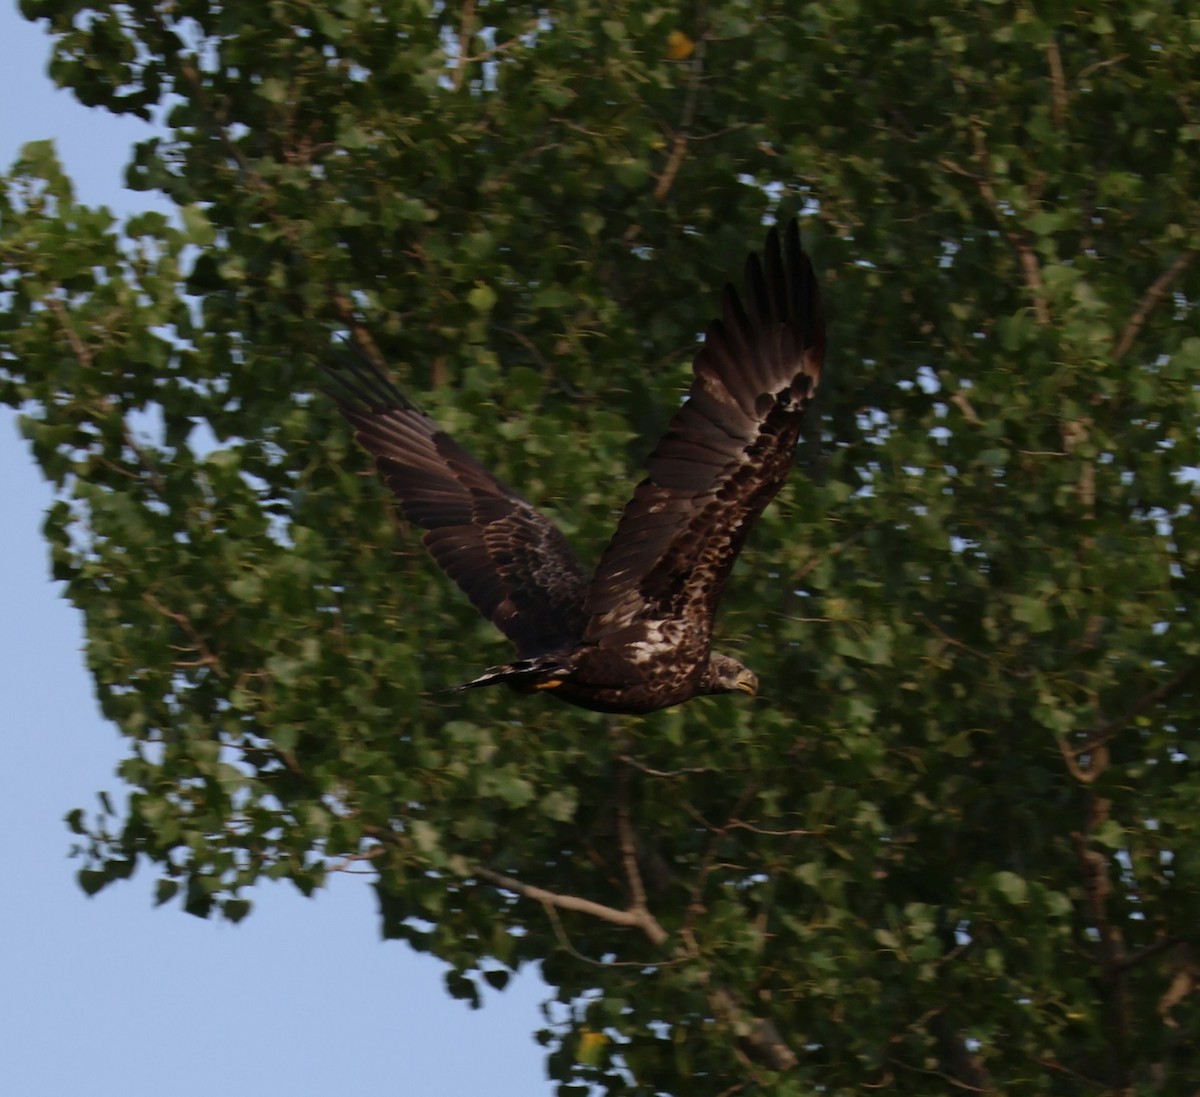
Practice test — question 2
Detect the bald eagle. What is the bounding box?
[326,219,824,714]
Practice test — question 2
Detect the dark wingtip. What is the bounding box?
[768,215,824,375]
[321,336,417,415]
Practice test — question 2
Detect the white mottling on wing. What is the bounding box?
[630,619,686,664]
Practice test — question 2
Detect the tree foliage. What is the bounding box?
[3,1,1200,1092]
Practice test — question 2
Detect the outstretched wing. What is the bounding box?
[583,219,824,640]
[325,350,589,657]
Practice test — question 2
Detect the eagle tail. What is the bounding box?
[455,655,570,694]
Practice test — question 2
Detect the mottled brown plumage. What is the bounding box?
[325,220,824,713]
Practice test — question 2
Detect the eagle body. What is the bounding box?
[326,220,825,714]
[464,619,740,715]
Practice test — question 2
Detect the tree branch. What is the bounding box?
[619,754,718,779]
[451,0,476,92]
[1112,249,1196,361]
[942,131,1051,325]
[1066,659,1199,766]
[621,19,708,250]
[473,866,669,946]
[1071,817,1132,1087]
[616,760,653,919]
[653,27,706,203]
[1046,38,1067,128]
[707,986,798,1073]
[142,590,226,677]
[473,768,800,1074]
[47,295,94,368]
[1114,934,1184,974]
[928,1008,993,1093]
[972,128,1050,324]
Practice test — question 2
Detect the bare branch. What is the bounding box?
[47,295,94,368]
[622,29,709,249]
[451,0,476,92]
[973,128,1051,324]
[1066,660,1199,764]
[142,590,227,678]
[474,768,800,1073]
[929,1008,994,1093]
[619,755,718,779]
[726,819,817,838]
[917,612,1013,673]
[473,866,669,946]
[949,390,982,425]
[492,325,556,377]
[653,34,706,203]
[892,1055,988,1092]
[944,131,1050,324]
[1046,38,1067,128]
[536,901,686,969]
[1115,934,1185,974]
[541,900,621,966]
[708,987,798,1073]
[616,761,651,918]
[327,846,384,874]
[789,522,877,588]
[1058,735,1104,784]
[1072,813,1133,1085]
[1076,53,1129,84]
[1112,249,1196,361]
[937,155,976,181]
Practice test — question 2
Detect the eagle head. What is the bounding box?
[702,652,758,698]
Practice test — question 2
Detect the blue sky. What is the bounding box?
[0,8,550,1094]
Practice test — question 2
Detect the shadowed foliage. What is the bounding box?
[3,1,1200,1093]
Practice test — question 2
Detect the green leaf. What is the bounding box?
[466,283,497,314]
[992,871,1029,905]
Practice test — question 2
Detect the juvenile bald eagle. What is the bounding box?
[326,219,824,714]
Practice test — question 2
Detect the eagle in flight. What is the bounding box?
[326,219,824,714]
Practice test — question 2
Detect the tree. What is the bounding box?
[3,1,1199,1092]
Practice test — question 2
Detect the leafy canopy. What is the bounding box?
[3,1,1199,1093]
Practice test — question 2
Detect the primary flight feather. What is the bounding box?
[326,219,824,714]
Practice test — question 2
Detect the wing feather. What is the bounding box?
[583,219,824,639]
[325,350,588,656]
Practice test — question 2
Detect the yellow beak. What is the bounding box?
[736,670,759,697]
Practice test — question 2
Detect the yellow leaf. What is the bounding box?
[577,1029,608,1066]
[666,29,695,61]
